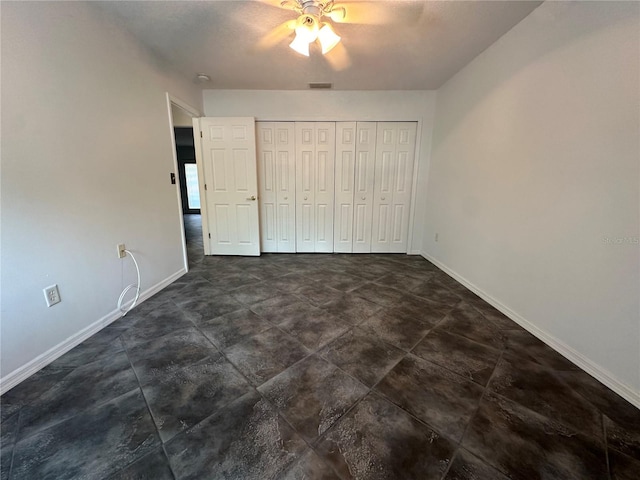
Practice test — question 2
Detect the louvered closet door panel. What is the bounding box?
[295,123,316,252]
[352,122,377,253]
[371,122,416,253]
[334,122,356,253]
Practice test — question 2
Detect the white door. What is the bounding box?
[371,122,416,253]
[352,122,377,253]
[334,122,356,253]
[198,117,260,256]
[256,122,296,253]
[295,122,336,253]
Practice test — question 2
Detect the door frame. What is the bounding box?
[165,93,201,270]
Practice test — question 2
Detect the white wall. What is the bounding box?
[203,90,437,253]
[171,104,195,127]
[423,1,640,404]
[1,2,202,387]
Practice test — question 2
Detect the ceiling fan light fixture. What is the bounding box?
[318,23,340,54]
[289,34,310,56]
[295,14,319,43]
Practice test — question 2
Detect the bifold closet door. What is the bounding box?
[334,122,377,253]
[296,122,336,253]
[256,122,296,253]
[371,122,417,253]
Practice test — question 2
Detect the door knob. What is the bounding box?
[381,197,386,201]
[284,196,288,200]
[247,195,256,201]
[361,196,366,200]
[304,196,308,200]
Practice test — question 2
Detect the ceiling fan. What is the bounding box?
[280,0,346,56]
[256,1,425,70]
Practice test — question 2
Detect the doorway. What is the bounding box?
[166,94,201,270]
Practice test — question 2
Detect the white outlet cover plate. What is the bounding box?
[44,284,61,307]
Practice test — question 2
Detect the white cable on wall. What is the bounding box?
[118,249,141,316]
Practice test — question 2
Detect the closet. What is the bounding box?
[256,121,417,254]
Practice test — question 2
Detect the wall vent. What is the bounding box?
[308,82,333,89]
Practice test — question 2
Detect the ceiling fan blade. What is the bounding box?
[332,1,425,26]
[324,42,351,71]
[254,19,297,51]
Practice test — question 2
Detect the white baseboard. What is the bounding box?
[0,268,187,395]
[421,252,640,410]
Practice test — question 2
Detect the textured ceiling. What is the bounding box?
[94,0,543,90]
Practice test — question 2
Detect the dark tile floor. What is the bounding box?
[1,214,639,479]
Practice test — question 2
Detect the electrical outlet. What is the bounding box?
[435,233,439,242]
[44,284,61,307]
[117,244,126,258]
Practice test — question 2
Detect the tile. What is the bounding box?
[412,330,501,386]
[230,281,284,305]
[173,276,225,299]
[341,263,389,281]
[411,278,462,306]
[126,327,219,384]
[52,336,125,367]
[608,449,640,480]
[199,308,273,349]
[18,351,139,439]
[279,449,339,480]
[0,408,20,449]
[120,302,195,347]
[470,303,520,331]
[504,329,580,371]
[201,272,262,291]
[141,355,252,442]
[349,282,407,306]
[258,355,368,443]
[376,354,484,441]
[429,273,470,296]
[0,364,75,407]
[238,263,291,281]
[437,301,507,350]
[82,324,129,344]
[275,308,349,351]
[176,293,244,323]
[376,272,432,292]
[443,448,509,480]
[165,390,307,479]
[12,389,159,480]
[604,414,640,460]
[311,270,367,292]
[488,353,603,439]
[252,300,321,325]
[224,327,310,386]
[358,308,433,351]
[249,293,303,318]
[108,448,174,480]
[320,293,383,325]
[294,284,345,307]
[397,294,455,327]
[270,273,318,292]
[318,328,405,387]
[462,392,608,480]
[1,442,12,480]
[315,393,456,480]
[555,369,640,432]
